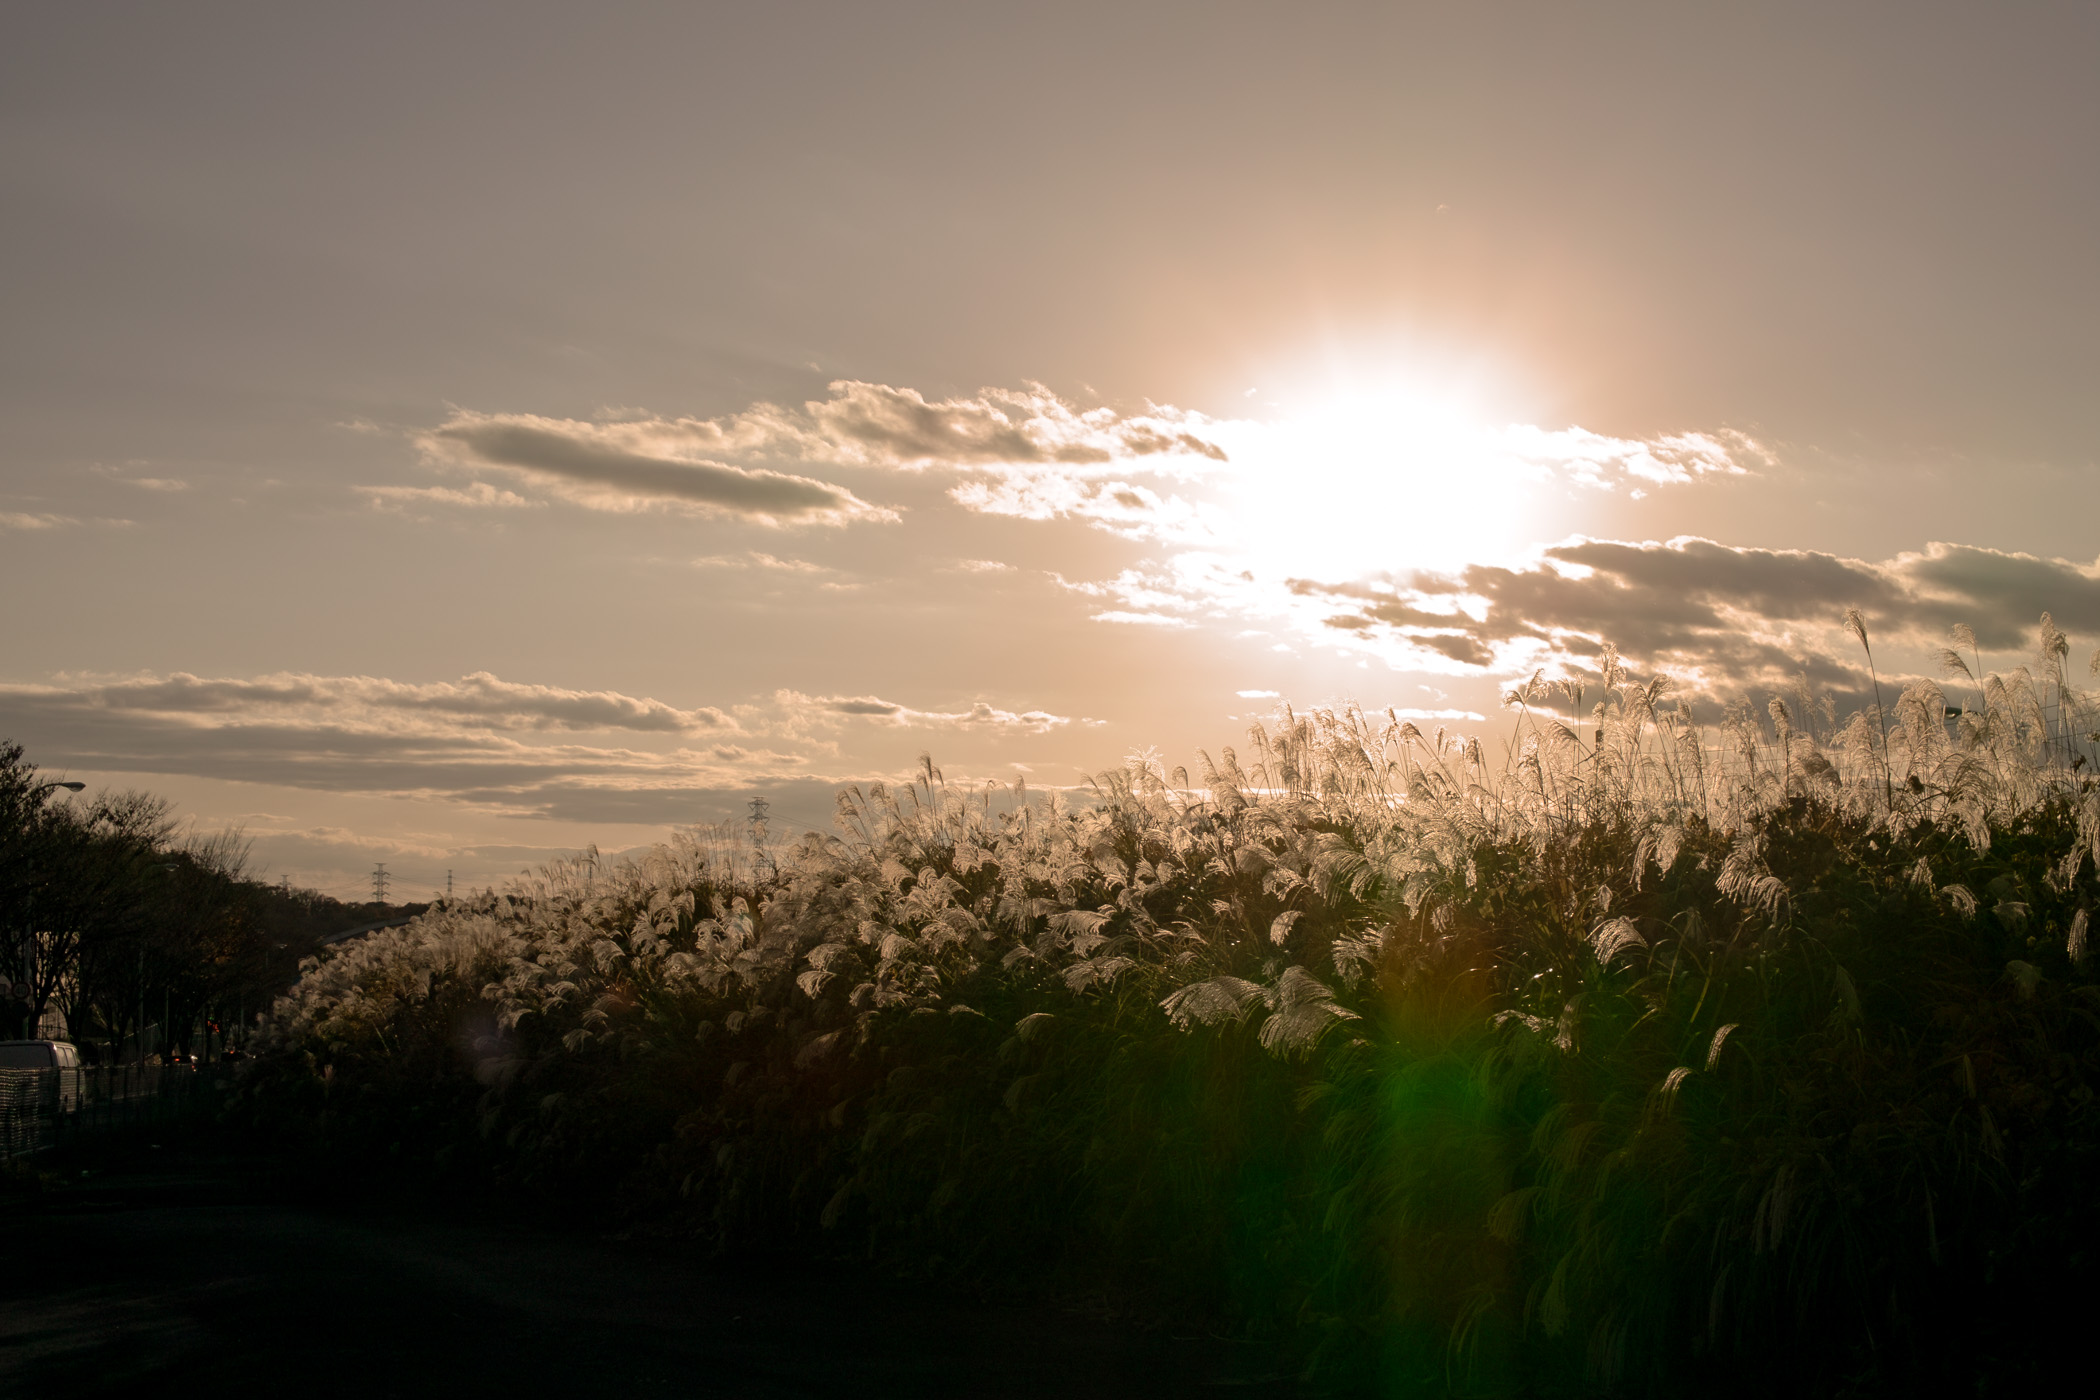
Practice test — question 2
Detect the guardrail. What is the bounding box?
[0,1064,231,1159]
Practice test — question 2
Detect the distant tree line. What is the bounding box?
[0,739,424,1061]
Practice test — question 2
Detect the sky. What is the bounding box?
[4,2,2099,900]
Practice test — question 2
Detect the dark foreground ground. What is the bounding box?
[0,1135,1298,1399]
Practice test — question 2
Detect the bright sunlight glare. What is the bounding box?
[1208,382,1554,584]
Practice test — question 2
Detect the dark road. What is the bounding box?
[0,1142,1297,1399]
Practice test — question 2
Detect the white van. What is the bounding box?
[0,1039,84,1113]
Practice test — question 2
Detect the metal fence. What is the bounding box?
[0,1064,230,1160]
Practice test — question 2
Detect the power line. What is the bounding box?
[371,862,390,903]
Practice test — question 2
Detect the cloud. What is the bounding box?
[1092,611,1195,628]
[400,384,1762,594]
[1,704,664,799]
[1236,689,1280,699]
[950,472,1223,542]
[0,700,816,826]
[0,668,1089,830]
[586,380,1224,471]
[250,824,475,863]
[777,690,1076,735]
[691,551,831,573]
[1,511,81,530]
[779,380,1229,470]
[19,671,735,735]
[457,777,857,830]
[422,412,893,524]
[0,670,774,818]
[361,481,544,512]
[408,382,1226,528]
[1286,536,2100,700]
[418,379,1227,524]
[928,405,1761,550]
[1495,425,1763,488]
[843,390,1776,645]
[85,463,192,494]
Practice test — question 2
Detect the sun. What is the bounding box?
[1211,376,1555,587]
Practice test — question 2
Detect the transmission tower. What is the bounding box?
[748,795,775,875]
[446,869,453,899]
[371,862,390,903]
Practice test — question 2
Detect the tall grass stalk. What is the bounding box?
[247,620,2100,1396]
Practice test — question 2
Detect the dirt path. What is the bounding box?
[0,1139,1298,1398]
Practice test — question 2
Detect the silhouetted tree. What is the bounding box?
[2,738,420,1058]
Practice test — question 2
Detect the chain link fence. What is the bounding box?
[1,1064,231,1160]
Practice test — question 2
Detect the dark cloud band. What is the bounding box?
[430,416,886,523]
[1300,537,2100,698]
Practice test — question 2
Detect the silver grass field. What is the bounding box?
[248,617,2100,1398]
